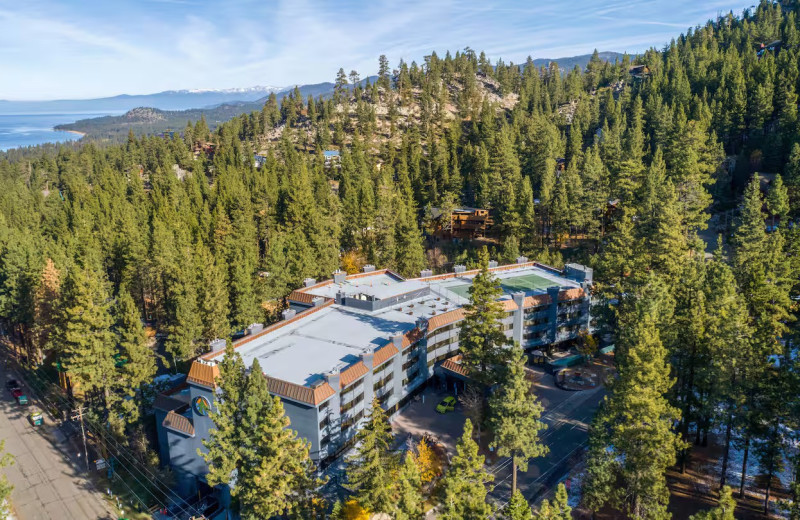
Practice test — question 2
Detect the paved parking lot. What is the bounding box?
[391,366,606,509]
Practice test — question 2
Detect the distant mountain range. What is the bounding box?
[529,51,626,71]
[16,51,627,141]
[0,86,284,115]
[53,81,358,141]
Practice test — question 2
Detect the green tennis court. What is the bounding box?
[447,273,556,299]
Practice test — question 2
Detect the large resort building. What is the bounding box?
[155,259,593,495]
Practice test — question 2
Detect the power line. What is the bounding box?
[16,364,203,518]
[21,365,204,517]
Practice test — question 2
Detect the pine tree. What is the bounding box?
[198,248,230,341]
[534,483,571,519]
[31,258,60,363]
[58,265,117,408]
[458,247,511,385]
[766,173,789,228]
[236,359,316,519]
[346,399,397,515]
[202,353,315,519]
[583,286,683,519]
[439,419,493,520]
[506,490,532,520]
[490,343,548,494]
[115,290,156,426]
[394,451,424,520]
[689,486,736,520]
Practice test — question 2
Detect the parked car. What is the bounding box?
[5,379,20,393]
[29,410,43,426]
[436,396,456,413]
[11,388,28,406]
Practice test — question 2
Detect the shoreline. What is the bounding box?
[61,129,86,137]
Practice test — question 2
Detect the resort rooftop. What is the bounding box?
[192,260,591,402]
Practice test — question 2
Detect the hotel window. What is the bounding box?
[340,392,364,414]
[373,372,394,391]
[342,409,365,431]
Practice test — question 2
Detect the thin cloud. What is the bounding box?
[0,0,753,99]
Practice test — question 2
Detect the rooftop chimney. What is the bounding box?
[516,256,528,264]
[392,334,404,349]
[488,260,498,268]
[304,278,316,288]
[209,338,226,352]
[312,296,326,307]
[454,264,466,275]
[333,270,346,284]
[282,309,297,321]
[420,269,433,278]
[363,264,376,273]
[247,323,264,335]
[512,291,525,308]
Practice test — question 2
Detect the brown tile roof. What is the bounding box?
[440,355,469,377]
[524,294,552,307]
[340,362,368,388]
[402,328,424,350]
[373,343,399,368]
[187,362,220,388]
[501,299,519,312]
[427,308,466,331]
[559,288,585,301]
[287,290,317,305]
[265,375,336,405]
[162,409,195,436]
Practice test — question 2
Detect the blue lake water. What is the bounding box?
[0,113,117,151]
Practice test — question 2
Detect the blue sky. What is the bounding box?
[0,0,752,100]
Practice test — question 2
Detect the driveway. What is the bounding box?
[391,367,606,511]
[0,363,116,520]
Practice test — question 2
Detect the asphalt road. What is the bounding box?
[487,383,606,509]
[0,363,115,520]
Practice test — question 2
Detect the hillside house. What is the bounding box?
[429,206,494,240]
[323,150,341,168]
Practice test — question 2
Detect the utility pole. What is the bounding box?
[71,406,90,471]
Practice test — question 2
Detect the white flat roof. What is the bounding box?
[226,263,581,388]
[229,305,418,386]
[304,273,428,301]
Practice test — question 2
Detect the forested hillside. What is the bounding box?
[0,1,799,517]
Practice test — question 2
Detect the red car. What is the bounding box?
[11,388,29,405]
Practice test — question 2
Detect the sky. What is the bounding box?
[0,0,754,101]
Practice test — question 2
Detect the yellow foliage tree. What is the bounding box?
[416,437,442,483]
[344,499,370,520]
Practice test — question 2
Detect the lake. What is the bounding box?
[0,113,118,151]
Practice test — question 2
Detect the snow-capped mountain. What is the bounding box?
[0,85,288,114]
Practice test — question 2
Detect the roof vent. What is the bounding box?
[363,264,376,273]
[304,278,316,288]
[282,309,297,321]
[209,338,226,352]
[516,256,528,264]
[333,270,346,284]
[247,323,264,335]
